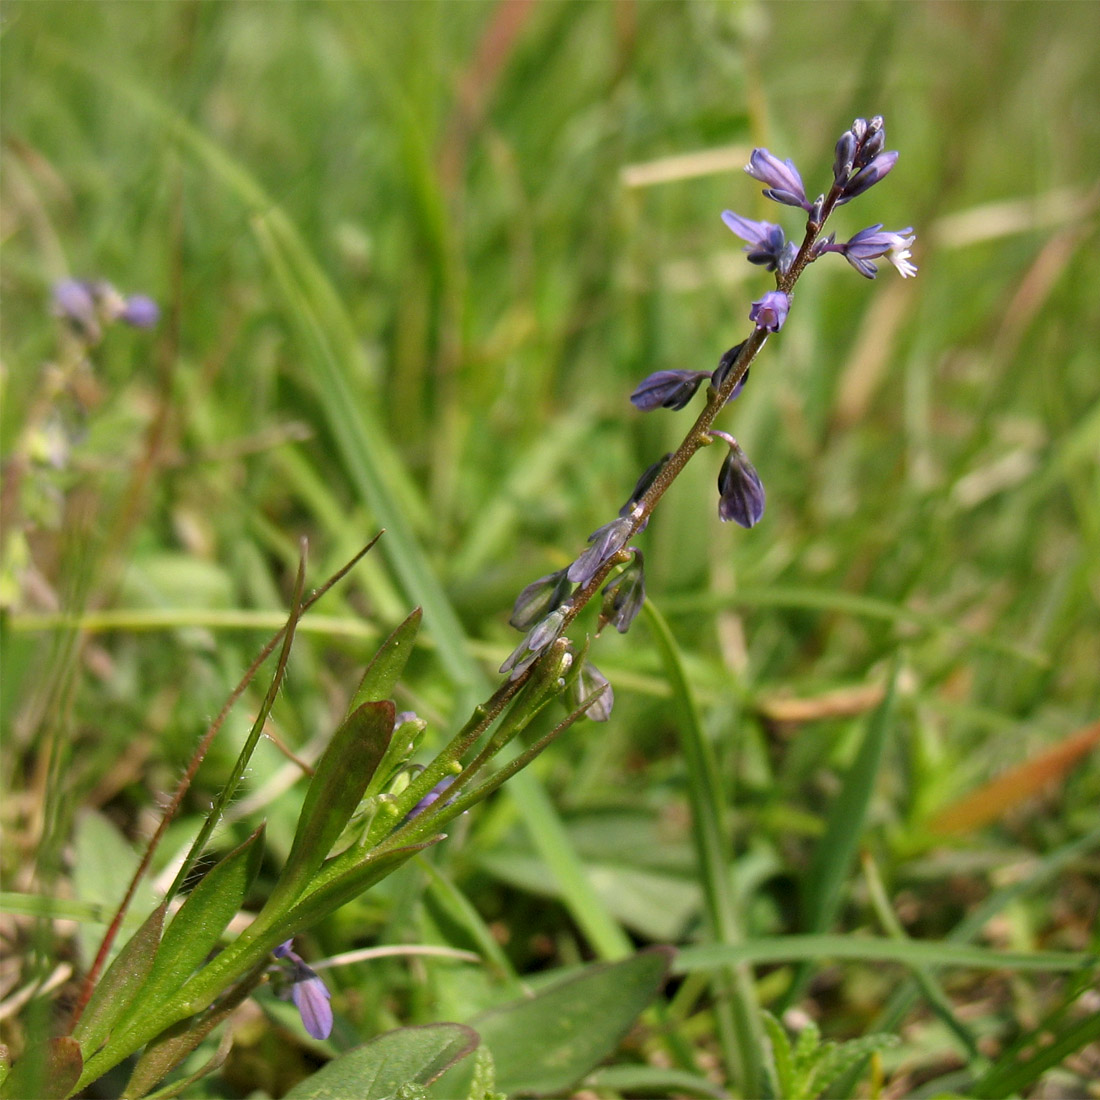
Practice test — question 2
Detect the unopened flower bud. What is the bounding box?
[744,148,811,211]
[509,569,573,631]
[715,436,766,527]
[567,517,633,587]
[598,549,645,635]
[566,661,614,722]
[630,370,711,412]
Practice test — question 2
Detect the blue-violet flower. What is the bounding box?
[273,941,333,1040]
[744,148,811,210]
[720,211,793,272]
[749,290,790,333]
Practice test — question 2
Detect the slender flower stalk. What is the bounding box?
[499,115,915,718]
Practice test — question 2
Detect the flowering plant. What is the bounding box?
[2,117,917,1100]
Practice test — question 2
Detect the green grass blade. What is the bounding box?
[643,599,763,1097]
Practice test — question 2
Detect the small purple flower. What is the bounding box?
[117,294,160,328]
[567,517,633,587]
[749,290,790,333]
[720,211,792,272]
[630,370,712,412]
[598,549,645,635]
[567,661,614,722]
[273,941,333,1040]
[713,434,766,527]
[509,569,573,631]
[822,224,917,279]
[744,148,811,210]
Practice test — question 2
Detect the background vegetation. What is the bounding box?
[2,1,1098,1096]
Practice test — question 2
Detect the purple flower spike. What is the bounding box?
[721,211,789,272]
[118,294,160,328]
[744,148,810,210]
[716,439,766,528]
[630,369,711,412]
[749,290,790,333]
[273,941,333,1040]
[838,150,899,204]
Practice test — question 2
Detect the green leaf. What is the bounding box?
[282,1023,479,1100]
[585,1064,730,1099]
[761,1011,795,1099]
[268,700,395,912]
[137,826,266,1011]
[72,901,167,1053]
[0,1037,82,1100]
[72,811,158,965]
[675,935,1096,973]
[270,838,441,946]
[469,947,673,1096]
[782,667,897,1010]
[348,607,422,715]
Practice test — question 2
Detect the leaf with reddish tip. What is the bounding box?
[72,902,167,1053]
[0,1037,82,1100]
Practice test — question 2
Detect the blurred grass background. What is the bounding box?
[2,1,1098,1096]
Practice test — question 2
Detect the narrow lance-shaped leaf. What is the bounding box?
[261,839,444,953]
[132,826,266,1017]
[266,700,395,914]
[122,958,268,1099]
[0,1037,82,1100]
[71,901,167,1053]
[347,607,422,716]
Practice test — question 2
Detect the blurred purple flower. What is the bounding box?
[749,290,790,333]
[630,370,711,412]
[744,148,811,210]
[273,941,333,1040]
[620,454,671,518]
[117,294,161,328]
[52,279,101,342]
